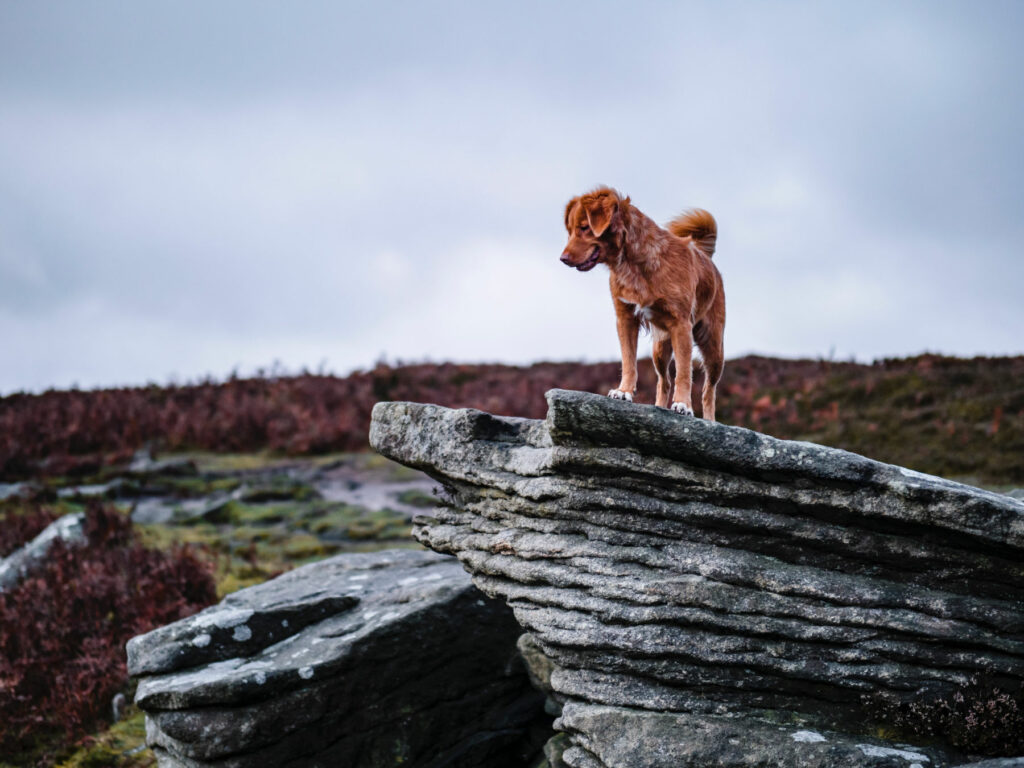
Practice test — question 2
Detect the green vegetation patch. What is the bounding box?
[221,500,300,525]
[396,489,437,508]
[54,708,152,768]
[359,451,428,482]
[283,533,338,560]
[300,503,411,541]
[139,497,417,600]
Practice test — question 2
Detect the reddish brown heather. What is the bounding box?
[0,503,217,759]
[0,355,1022,483]
[0,505,59,558]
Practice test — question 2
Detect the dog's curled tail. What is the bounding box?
[667,208,717,258]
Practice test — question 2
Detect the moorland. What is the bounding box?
[1,353,1022,766]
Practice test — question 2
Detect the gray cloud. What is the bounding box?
[1,1,1022,392]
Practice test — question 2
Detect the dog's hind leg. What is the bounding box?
[694,316,725,422]
[668,320,695,415]
[652,327,672,408]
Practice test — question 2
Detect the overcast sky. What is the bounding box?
[1,1,1022,394]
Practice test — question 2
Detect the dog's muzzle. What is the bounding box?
[564,246,600,272]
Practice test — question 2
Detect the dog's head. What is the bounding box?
[560,187,625,272]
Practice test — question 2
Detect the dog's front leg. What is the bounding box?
[609,299,641,402]
[669,320,695,415]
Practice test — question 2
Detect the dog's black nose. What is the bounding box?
[560,252,574,265]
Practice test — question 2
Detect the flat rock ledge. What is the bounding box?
[370,389,1024,768]
[128,549,548,767]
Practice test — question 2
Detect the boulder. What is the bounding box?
[128,549,549,767]
[370,389,1024,768]
[0,512,86,591]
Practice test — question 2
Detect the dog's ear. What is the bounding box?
[564,197,580,232]
[585,191,618,237]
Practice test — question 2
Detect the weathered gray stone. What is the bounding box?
[0,512,86,591]
[370,389,1024,767]
[57,479,127,500]
[556,703,957,768]
[127,449,198,477]
[130,491,237,525]
[129,549,548,767]
[0,481,40,501]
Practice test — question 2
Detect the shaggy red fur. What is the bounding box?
[560,186,726,419]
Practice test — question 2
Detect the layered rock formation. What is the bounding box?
[370,389,1024,768]
[128,549,548,767]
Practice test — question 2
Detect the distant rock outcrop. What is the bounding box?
[128,549,548,767]
[370,389,1024,768]
[0,512,85,591]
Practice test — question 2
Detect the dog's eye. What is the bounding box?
[578,224,589,233]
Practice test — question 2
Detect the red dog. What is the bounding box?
[560,186,726,420]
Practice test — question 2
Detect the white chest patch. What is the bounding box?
[619,298,653,321]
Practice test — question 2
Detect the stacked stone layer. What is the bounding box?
[370,389,1024,768]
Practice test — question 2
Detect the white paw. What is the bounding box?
[671,402,694,416]
[607,389,633,402]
